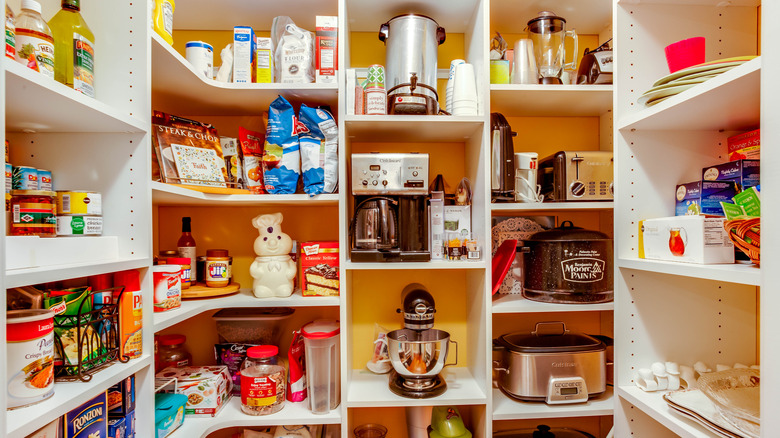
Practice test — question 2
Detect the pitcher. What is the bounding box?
[527,11,578,84]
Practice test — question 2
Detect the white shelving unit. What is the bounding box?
[490,85,613,117]
[492,388,615,421]
[492,294,614,314]
[152,181,340,207]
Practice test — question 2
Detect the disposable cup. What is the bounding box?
[665,37,705,73]
[452,63,478,104]
[512,39,538,84]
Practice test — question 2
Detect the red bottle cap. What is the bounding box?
[158,334,186,346]
[166,257,191,265]
[113,270,141,292]
[247,345,278,359]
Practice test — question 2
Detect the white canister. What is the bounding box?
[7,309,55,409]
[514,152,540,202]
[152,264,182,312]
[185,41,214,80]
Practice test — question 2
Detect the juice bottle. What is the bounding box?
[14,0,54,78]
[48,0,95,97]
[5,4,15,60]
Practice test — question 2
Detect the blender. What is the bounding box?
[385,283,458,398]
[527,11,578,84]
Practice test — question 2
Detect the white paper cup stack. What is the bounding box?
[445,59,465,112]
[512,39,538,84]
[450,63,478,116]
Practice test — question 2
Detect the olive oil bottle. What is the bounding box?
[48,0,95,97]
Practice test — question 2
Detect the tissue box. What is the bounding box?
[675,181,701,216]
[233,26,256,83]
[639,215,734,264]
[728,129,760,161]
[315,16,338,83]
[300,241,339,296]
[65,392,107,438]
[108,375,135,416]
[702,159,760,191]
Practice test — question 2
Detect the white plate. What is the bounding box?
[664,389,750,438]
[666,67,733,84]
[652,56,757,87]
[643,75,716,95]
[7,370,53,399]
[637,83,697,106]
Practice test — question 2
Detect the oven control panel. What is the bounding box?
[546,377,588,404]
[352,153,429,195]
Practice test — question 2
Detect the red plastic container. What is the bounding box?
[665,37,705,73]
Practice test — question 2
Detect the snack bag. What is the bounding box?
[44,287,107,374]
[264,96,301,194]
[240,127,266,194]
[287,329,307,402]
[298,105,338,196]
[221,137,245,189]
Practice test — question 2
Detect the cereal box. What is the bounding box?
[65,392,107,438]
[156,366,232,416]
[300,241,339,296]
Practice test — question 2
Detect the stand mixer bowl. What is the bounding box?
[386,329,458,378]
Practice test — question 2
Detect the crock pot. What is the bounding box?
[521,221,613,303]
[493,322,606,404]
[494,425,596,438]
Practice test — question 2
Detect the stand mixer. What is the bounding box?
[386,283,458,398]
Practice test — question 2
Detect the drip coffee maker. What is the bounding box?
[527,11,578,84]
[386,283,458,398]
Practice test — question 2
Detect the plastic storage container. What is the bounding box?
[302,319,340,414]
[240,346,285,416]
[212,307,294,344]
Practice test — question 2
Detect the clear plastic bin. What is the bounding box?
[212,307,294,344]
[302,319,340,414]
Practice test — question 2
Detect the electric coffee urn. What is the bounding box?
[379,14,446,114]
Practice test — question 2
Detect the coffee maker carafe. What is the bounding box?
[350,153,430,262]
[527,11,578,84]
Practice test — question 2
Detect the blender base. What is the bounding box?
[540,77,563,84]
[388,371,447,399]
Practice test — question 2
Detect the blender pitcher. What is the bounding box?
[527,11,578,84]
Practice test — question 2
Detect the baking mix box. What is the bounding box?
[300,241,339,296]
[727,128,760,161]
[233,26,256,83]
[156,366,232,416]
[639,215,734,264]
[702,159,760,191]
[315,16,338,83]
[108,416,126,438]
[65,391,107,438]
[256,37,274,83]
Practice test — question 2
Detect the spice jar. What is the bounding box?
[206,249,230,287]
[166,257,191,290]
[240,348,285,416]
[156,334,192,370]
[10,190,56,236]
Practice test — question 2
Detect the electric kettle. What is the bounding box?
[352,197,397,250]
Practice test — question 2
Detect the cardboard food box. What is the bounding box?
[233,26,256,83]
[156,366,232,416]
[639,215,734,264]
[256,37,274,83]
[108,375,136,416]
[702,159,760,191]
[155,393,187,438]
[700,181,740,216]
[675,181,701,216]
[727,128,760,161]
[300,241,339,296]
[65,392,107,438]
[108,416,126,438]
[429,193,445,260]
[315,16,338,83]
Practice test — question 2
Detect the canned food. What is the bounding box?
[56,191,102,215]
[12,166,38,190]
[11,190,56,236]
[5,163,12,194]
[6,309,55,409]
[56,215,103,236]
[37,169,52,191]
[185,41,213,80]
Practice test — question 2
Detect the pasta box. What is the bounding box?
[639,215,734,264]
[64,392,107,438]
[702,159,760,191]
[156,366,232,416]
[107,375,135,416]
[108,416,126,438]
[300,241,339,296]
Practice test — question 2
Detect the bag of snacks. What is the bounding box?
[263,96,301,194]
[287,329,307,402]
[215,343,256,395]
[240,127,266,194]
[298,105,338,196]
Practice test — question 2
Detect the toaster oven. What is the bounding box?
[539,151,614,201]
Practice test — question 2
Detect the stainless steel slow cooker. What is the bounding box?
[493,322,606,404]
[521,221,613,303]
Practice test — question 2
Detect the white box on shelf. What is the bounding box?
[315,16,338,84]
[233,26,255,83]
[429,193,445,260]
[639,216,734,264]
[6,236,37,270]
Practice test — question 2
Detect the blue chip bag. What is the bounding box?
[263,96,301,194]
[298,104,339,196]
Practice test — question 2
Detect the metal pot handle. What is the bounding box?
[378,23,389,43]
[437,26,446,45]
[444,339,458,367]
[532,321,568,336]
[492,360,509,374]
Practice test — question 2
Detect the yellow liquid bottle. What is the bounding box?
[48,0,95,97]
[152,0,175,45]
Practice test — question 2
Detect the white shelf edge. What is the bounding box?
[6,355,153,438]
[4,58,148,134]
[343,115,486,123]
[154,288,340,332]
[168,397,341,438]
[617,57,761,131]
[617,386,715,438]
[491,202,614,212]
[151,181,340,206]
[617,257,760,286]
[492,295,614,313]
[492,387,614,420]
[6,256,151,289]
[344,260,488,270]
[490,84,613,92]
[152,33,338,92]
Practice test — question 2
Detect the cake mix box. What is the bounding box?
[65,392,107,438]
[300,241,339,296]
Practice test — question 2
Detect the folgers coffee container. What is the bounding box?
[64,392,107,438]
[56,190,102,215]
[6,309,55,409]
[113,270,143,359]
[521,221,613,304]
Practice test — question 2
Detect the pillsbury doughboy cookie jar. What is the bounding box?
[250,212,296,298]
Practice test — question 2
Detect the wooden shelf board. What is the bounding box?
[490,85,613,117]
[617,386,717,438]
[344,115,485,143]
[152,181,340,207]
[492,294,614,313]
[491,202,614,212]
[346,368,487,407]
[492,387,614,420]
[618,257,760,286]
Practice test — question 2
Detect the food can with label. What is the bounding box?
[56,191,102,215]
[11,190,56,236]
[6,309,55,409]
[12,166,38,190]
[37,169,52,191]
[5,163,12,193]
[185,41,213,80]
[56,215,103,236]
[152,265,182,312]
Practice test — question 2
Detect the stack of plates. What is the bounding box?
[638,56,757,107]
